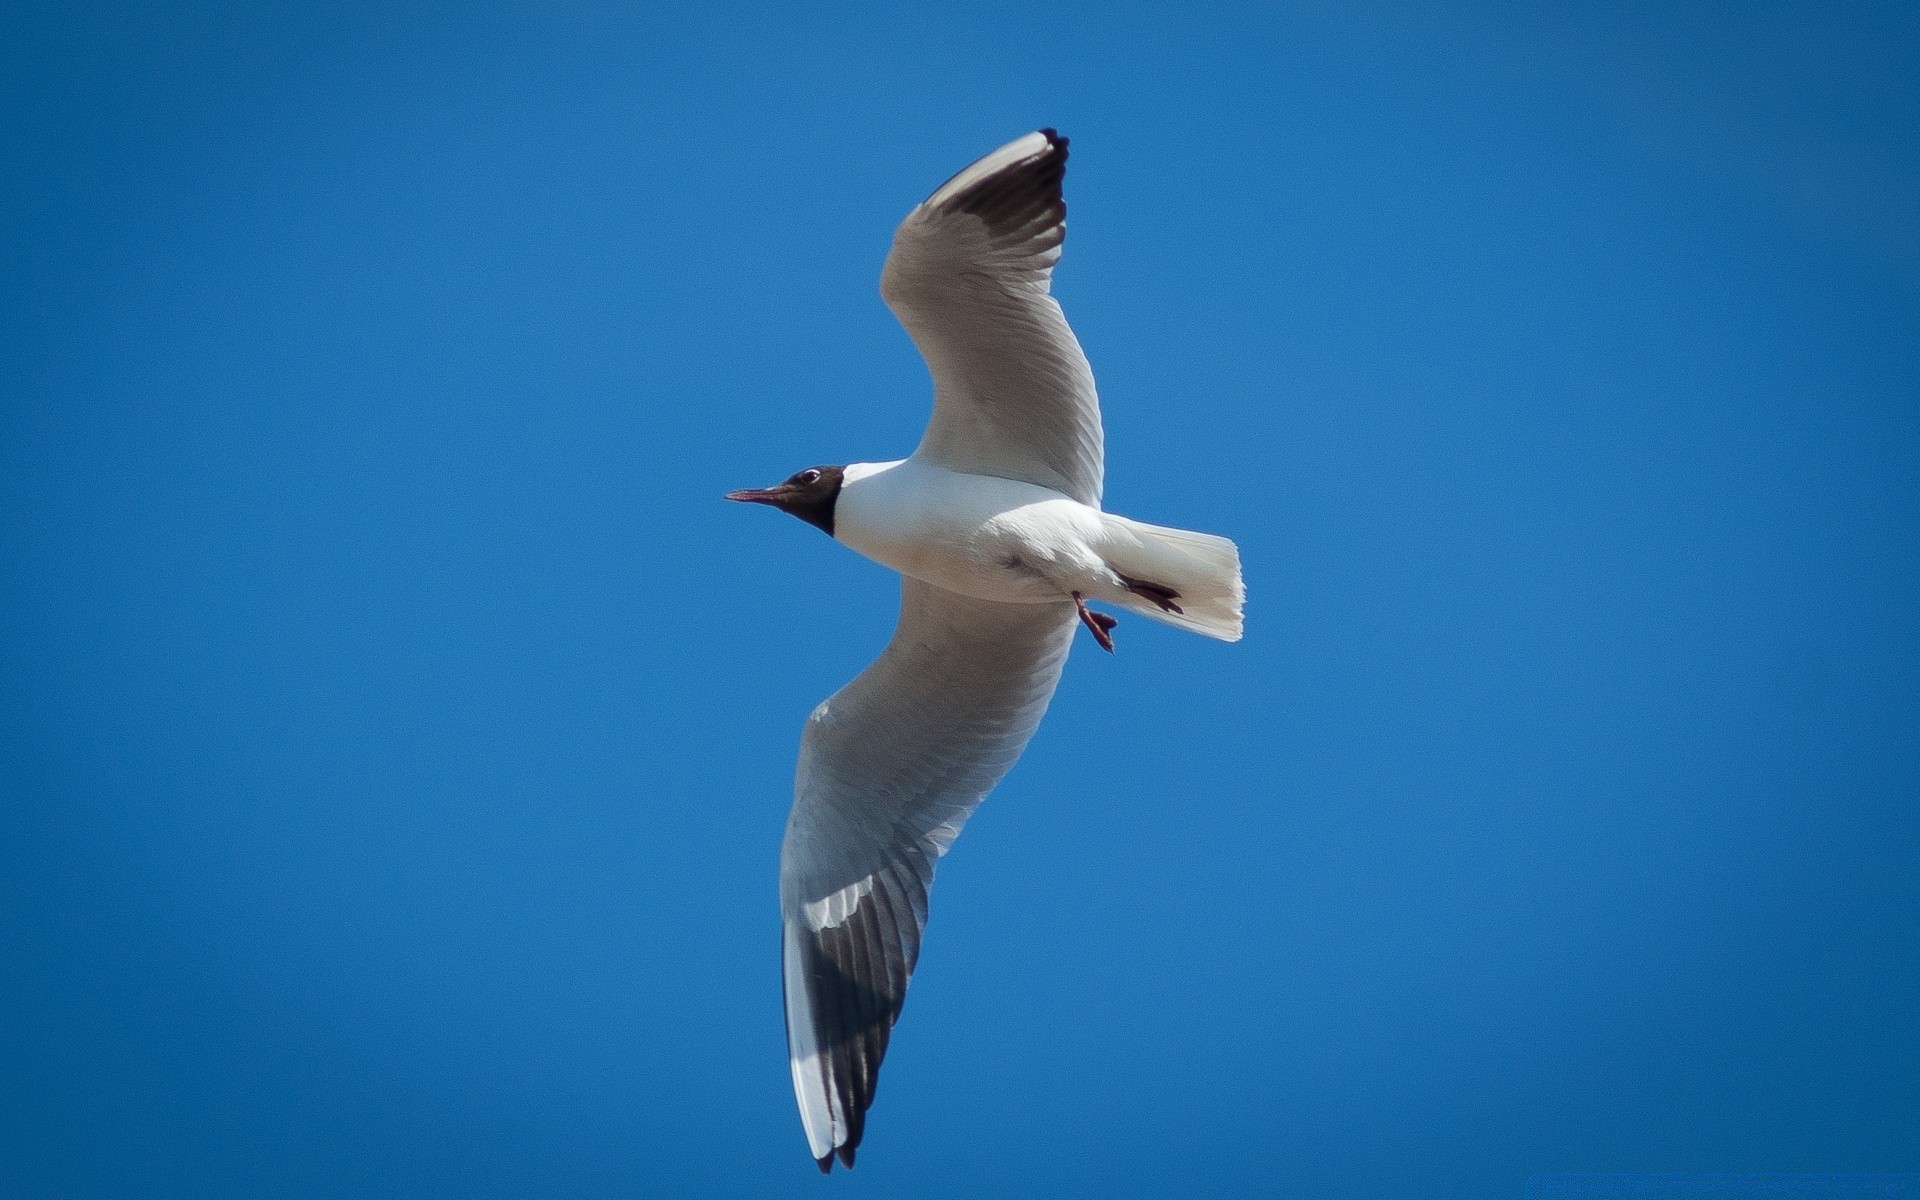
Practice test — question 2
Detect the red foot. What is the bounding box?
[1072,592,1117,652]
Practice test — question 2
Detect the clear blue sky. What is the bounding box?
[4,3,1916,1197]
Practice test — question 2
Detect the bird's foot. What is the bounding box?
[1115,571,1184,614]
[1072,592,1118,652]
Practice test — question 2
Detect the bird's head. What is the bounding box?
[726,465,845,537]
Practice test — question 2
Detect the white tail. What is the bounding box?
[1098,514,1244,642]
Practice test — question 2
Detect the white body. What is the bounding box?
[838,458,1242,638]
[838,458,1107,604]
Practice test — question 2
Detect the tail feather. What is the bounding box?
[1100,514,1244,642]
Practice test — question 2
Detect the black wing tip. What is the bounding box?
[1027,127,1068,175]
[791,882,917,1177]
[924,129,1069,217]
[943,130,1069,232]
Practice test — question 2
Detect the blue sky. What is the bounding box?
[3,3,1916,1197]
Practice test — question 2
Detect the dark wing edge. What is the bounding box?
[782,855,928,1171]
[921,127,1068,274]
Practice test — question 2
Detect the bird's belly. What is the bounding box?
[854,521,1068,604]
[903,536,1069,604]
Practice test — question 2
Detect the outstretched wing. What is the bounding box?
[881,129,1105,507]
[780,577,1076,1170]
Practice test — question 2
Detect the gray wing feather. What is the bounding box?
[881,129,1105,507]
[780,577,1076,1169]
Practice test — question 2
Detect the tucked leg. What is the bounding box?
[1072,591,1117,653]
[1114,570,1184,614]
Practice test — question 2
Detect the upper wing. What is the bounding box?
[779,577,1077,1170]
[881,129,1105,507]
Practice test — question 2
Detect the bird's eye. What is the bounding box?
[796,469,821,485]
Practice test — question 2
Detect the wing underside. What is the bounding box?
[881,129,1104,506]
[779,577,1076,1169]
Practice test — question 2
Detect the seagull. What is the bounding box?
[727,129,1244,1171]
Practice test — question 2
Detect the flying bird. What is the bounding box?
[727,129,1244,1171]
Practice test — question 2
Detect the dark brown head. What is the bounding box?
[725,465,845,537]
